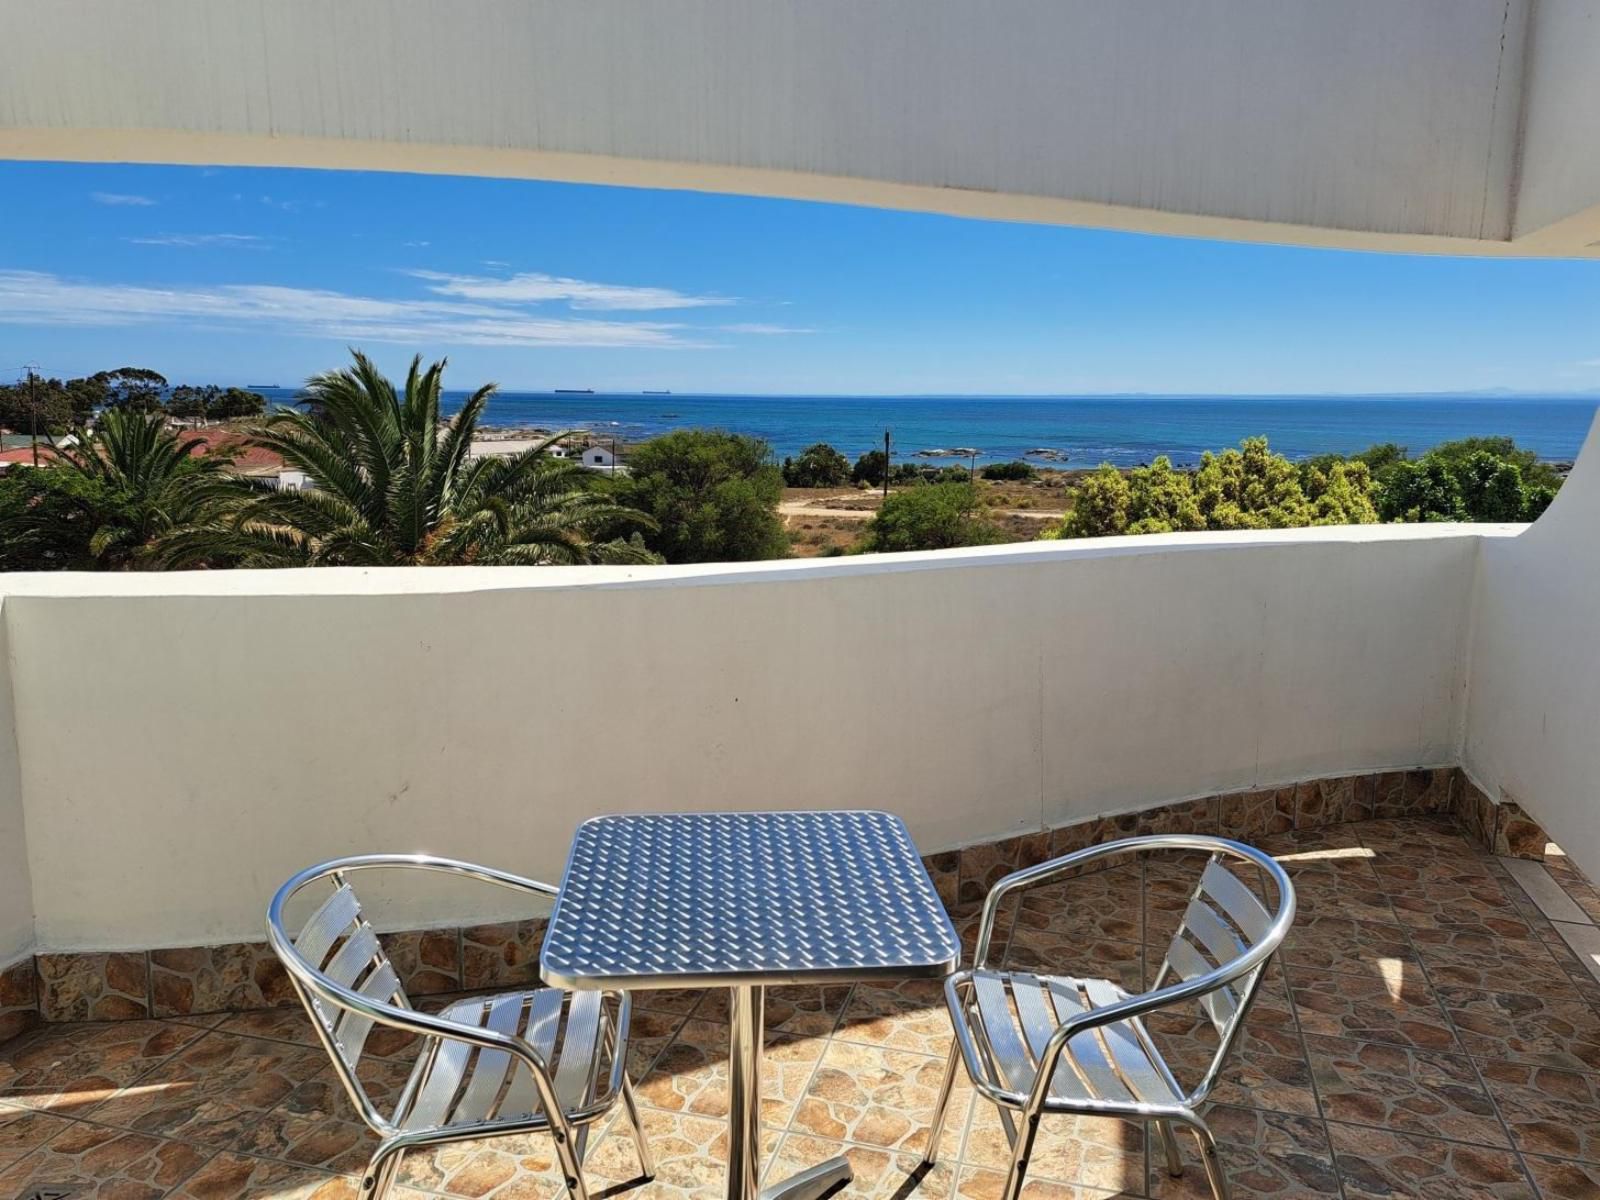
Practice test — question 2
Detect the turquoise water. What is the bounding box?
[256,390,1599,468]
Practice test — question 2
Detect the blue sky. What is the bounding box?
[1,159,1599,396]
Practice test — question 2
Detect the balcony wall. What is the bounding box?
[0,610,32,965]
[0,523,1502,957]
[1464,414,1600,873]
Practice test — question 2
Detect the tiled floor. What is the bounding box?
[5,816,1600,1199]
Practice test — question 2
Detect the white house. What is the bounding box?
[581,445,617,470]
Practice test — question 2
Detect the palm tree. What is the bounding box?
[45,407,240,569]
[167,352,656,567]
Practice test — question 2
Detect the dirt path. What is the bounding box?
[778,499,1058,521]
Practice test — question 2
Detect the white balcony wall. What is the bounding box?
[1464,412,1600,869]
[0,524,1496,953]
[0,603,33,964]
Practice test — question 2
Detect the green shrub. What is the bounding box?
[981,460,1037,481]
[782,442,851,488]
[616,429,788,562]
[858,483,1004,552]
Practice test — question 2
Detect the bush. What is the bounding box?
[1056,437,1377,538]
[890,462,972,485]
[614,429,788,562]
[857,483,1004,552]
[1371,438,1558,523]
[851,449,889,487]
[782,442,851,488]
[981,460,1036,481]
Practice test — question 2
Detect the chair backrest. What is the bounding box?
[1153,847,1286,1045]
[268,864,413,1129]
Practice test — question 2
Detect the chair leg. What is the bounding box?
[621,1071,656,1180]
[1192,1122,1231,1200]
[1000,1111,1041,1200]
[552,1119,592,1200]
[1156,1120,1184,1178]
[361,1141,404,1200]
[922,1042,961,1167]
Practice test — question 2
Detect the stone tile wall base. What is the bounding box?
[0,763,1553,1044]
[0,956,38,1044]
[1449,772,1556,860]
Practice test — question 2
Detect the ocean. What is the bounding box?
[252,390,1599,469]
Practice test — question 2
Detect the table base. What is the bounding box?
[729,985,853,1200]
[759,1155,853,1200]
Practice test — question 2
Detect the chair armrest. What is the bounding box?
[320,853,559,898]
[1021,937,1283,1113]
[973,835,1163,966]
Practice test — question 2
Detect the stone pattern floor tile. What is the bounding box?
[8,815,1600,1196]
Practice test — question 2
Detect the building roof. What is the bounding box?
[179,430,285,476]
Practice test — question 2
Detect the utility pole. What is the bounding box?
[970,450,977,482]
[25,364,40,467]
[883,428,891,500]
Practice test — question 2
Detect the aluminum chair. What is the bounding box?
[266,854,654,1200]
[923,835,1295,1200]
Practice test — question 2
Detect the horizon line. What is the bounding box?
[233,386,1600,402]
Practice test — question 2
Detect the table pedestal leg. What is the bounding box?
[726,985,853,1200]
[727,985,764,1200]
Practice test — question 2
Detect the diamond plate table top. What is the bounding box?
[541,810,961,989]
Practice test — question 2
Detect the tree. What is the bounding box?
[981,460,1037,481]
[1056,464,1133,538]
[30,407,239,569]
[1056,437,1378,538]
[1192,437,1310,530]
[164,385,215,419]
[615,429,787,562]
[166,351,656,567]
[165,385,267,420]
[851,449,889,487]
[1369,438,1558,523]
[782,442,851,488]
[214,387,268,418]
[0,466,108,570]
[857,483,1003,552]
[92,367,168,413]
[0,377,75,436]
[1301,458,1379,525]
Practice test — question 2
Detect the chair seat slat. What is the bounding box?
[973,970,1033,1093]
[1040,978,1135,1103]
[554,991,604,1111]
[1079,977,1179,1104]
[500,989,567,1119]
[1200,861,1272,943]
[452,992,529,1124]
[296,885,360,967]
[406,1012,477,1131]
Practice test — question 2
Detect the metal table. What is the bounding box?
[542,810,961,1200]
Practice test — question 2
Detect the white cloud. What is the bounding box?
[1579,358,1600,368]
[125,233,265,248]
[408,269,737,311]
[92,192,157,207]
[259,195,321,212]
[0,270,705,349]
[721,322,814,335]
